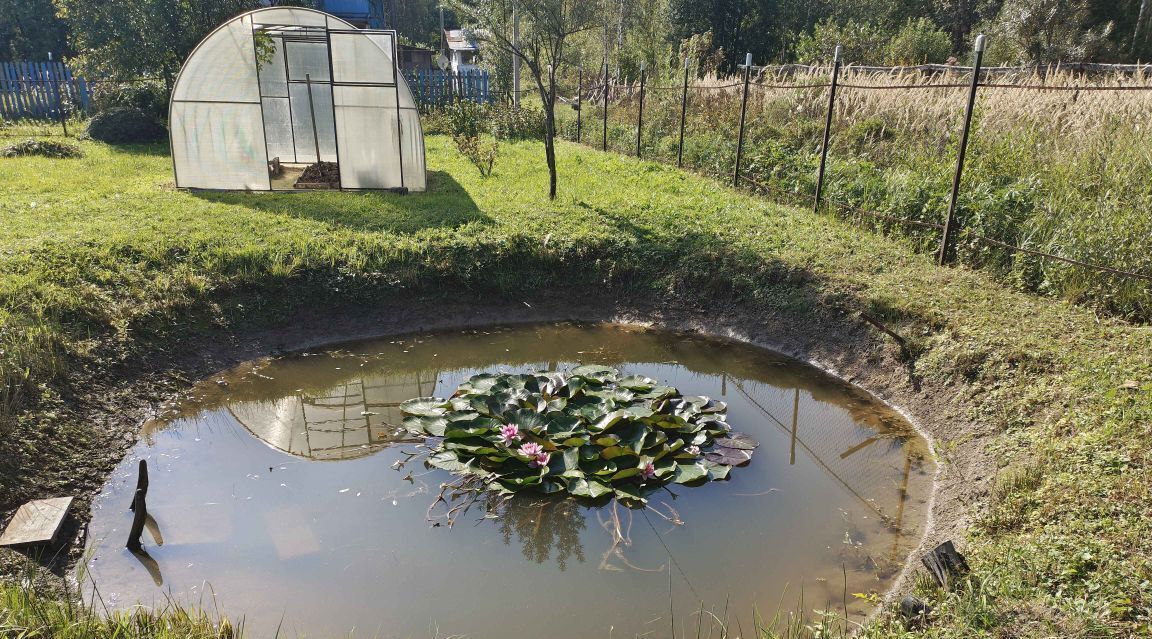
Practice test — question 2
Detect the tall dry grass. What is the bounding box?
[564,67,1152,321]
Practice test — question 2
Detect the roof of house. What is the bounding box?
[445,29,479,52]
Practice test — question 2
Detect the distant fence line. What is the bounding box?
[570,53,1152,286]
[0,61,92,120]
[751,61,1152,78]
[404,68,491,107]
[1,61,489,122]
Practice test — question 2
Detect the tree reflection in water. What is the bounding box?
[483,494,586,571]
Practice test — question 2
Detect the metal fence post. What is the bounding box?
[576,65,583,143]
[678,57,689,168]
[814,45,842,212]
[635,61,646,158]
[939,34,986,266]
[602,62,609,152]
[56,75,68,137]
[732,52,752,187]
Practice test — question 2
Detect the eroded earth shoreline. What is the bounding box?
[1,291,992,622]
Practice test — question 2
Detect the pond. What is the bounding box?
[83,323,934,638]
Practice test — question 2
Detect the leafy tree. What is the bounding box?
[450,0,602,200]
[391,0,443,48]
[984,0,1114,63]
[55,0,267,81]
[794,18,889,64]
[887,17,953,63]
[0,0,69,62]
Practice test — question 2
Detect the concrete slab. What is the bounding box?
[0,497,73,547]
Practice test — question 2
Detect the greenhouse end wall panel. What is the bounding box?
[169,7,426,192]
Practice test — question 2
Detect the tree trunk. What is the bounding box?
[1136,0,1150,54]
[544,104,558,200]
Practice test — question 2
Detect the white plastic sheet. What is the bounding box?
[170,7,426,191]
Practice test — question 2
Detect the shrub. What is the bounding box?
[1,139,83,158]
[425,101,546,141]
[795,19,888,65]
[443,99,490,139]
[886,18,953,65]
[90,80,170,120]
[85,107,167,144]
[454,133,498,177]
[489,103,546,140]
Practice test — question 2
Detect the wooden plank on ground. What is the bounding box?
[0,497,73,547]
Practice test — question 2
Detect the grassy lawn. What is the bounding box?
[2,134,1151,637]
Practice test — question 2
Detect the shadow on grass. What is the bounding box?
[192,170,490,234]
[103,141,172,157]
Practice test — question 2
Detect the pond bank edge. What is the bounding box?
[4,291,991,630]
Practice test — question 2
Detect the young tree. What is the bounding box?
[450,0,602,200]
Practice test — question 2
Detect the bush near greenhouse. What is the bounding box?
[89,80,170,121]
[85,107,167,144]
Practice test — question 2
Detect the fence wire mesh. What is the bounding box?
[559,64,1152,304]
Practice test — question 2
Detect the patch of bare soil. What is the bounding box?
[294,161,340,189]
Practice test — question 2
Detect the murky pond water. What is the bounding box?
[84,323,933,638]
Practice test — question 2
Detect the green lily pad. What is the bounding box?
[715,432,759,450]
[400,365,756,502]
[400,397,449,417]
[705,447,752,466]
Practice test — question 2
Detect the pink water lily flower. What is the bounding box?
[639,460,656,481]
[686,445,701,456]
[498,423,521,444]
[519,442,551,468]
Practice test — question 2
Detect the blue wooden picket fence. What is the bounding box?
[404,69,491,106]
[0,61,92,120]
[2,62,487,120]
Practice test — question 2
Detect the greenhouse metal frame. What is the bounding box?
[169,7,426,192]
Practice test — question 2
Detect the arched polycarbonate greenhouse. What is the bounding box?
[169,7,426,192]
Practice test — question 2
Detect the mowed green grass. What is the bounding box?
[2,134,1152,637]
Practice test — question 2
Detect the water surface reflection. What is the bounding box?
[86,323,933,639]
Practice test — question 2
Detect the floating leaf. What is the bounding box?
[714,432,759,450]
[506,408,549,433]
[568,477,613,499]
[673,463,709,484]
[400,397,449,417]
[617,375,657,391]
[702,460,732,480]
[704,447,753,466]
[613,483,646,503]
[404,414,448,436]
[570,365,615,382]
[611,467,641,481]
[427,452,471,473]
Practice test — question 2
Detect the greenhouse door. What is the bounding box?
[329,29,406,190]
[256,25,338,171]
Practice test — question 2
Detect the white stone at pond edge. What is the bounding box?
[0,497,73,547]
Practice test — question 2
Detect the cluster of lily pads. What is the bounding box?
[400,365,759,504]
